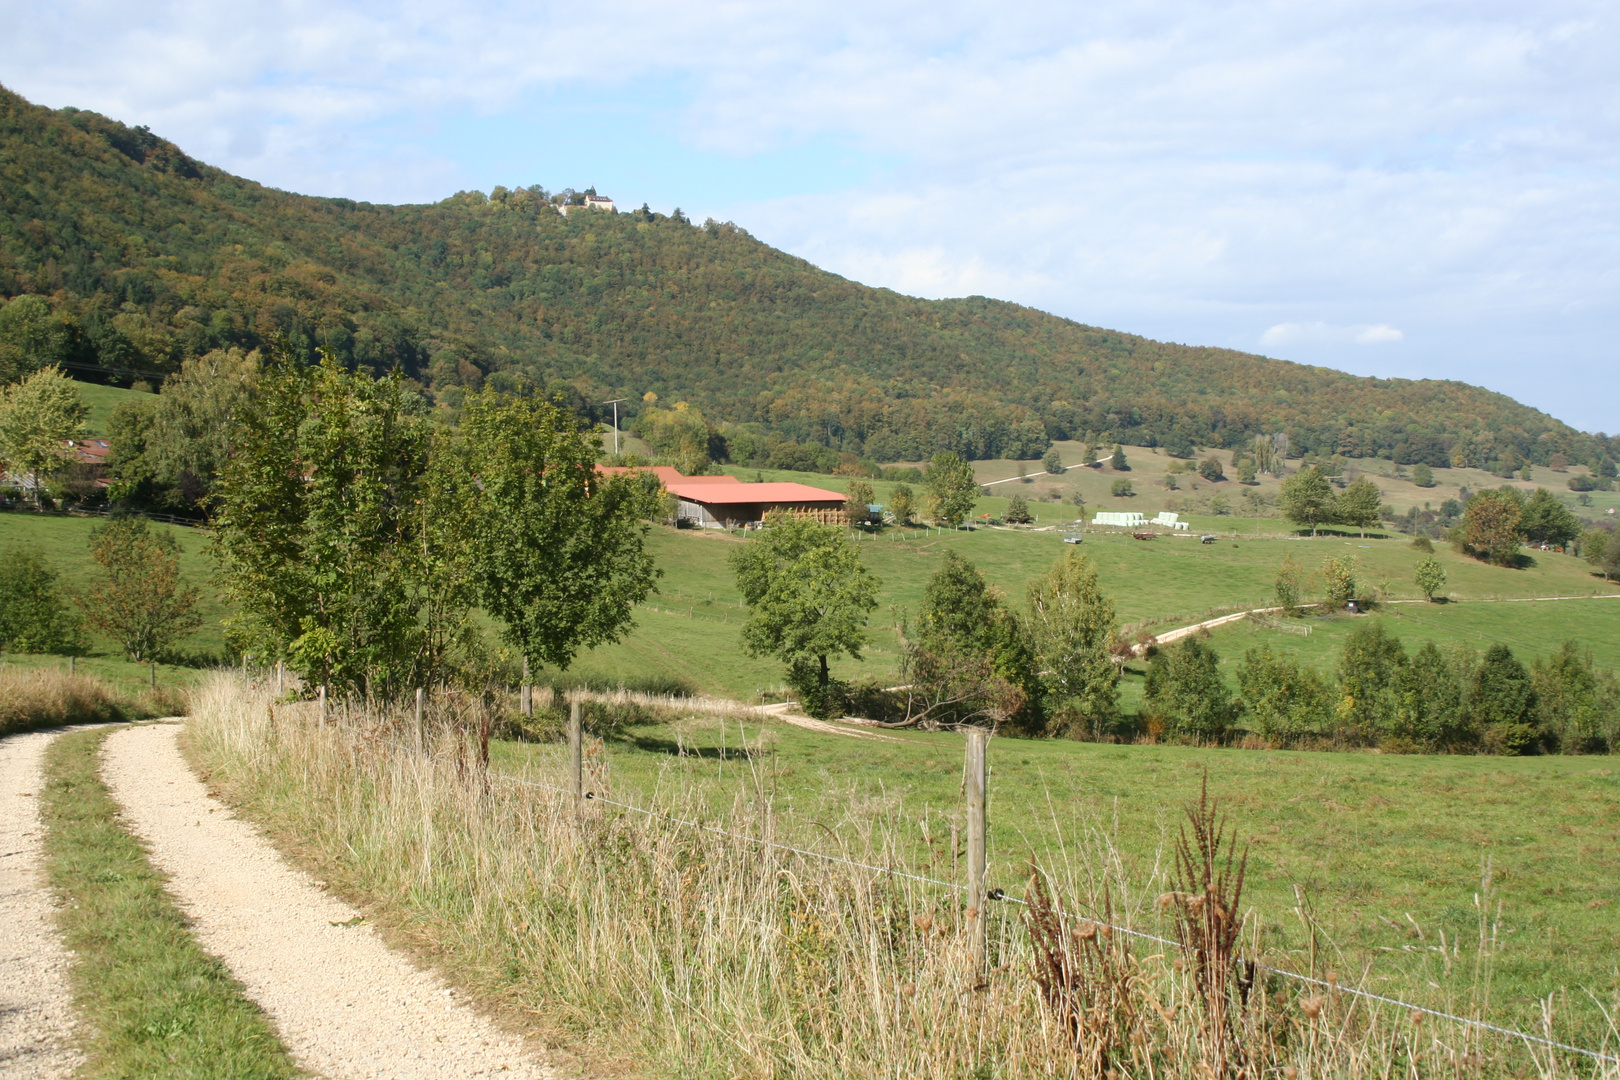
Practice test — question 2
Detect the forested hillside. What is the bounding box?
[1,83,1611,470]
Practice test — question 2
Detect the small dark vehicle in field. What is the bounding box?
[1200,534,1217,544]
[1132,532,1156,540]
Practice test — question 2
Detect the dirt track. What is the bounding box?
[102,722,554,1080]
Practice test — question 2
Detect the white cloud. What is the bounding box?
[1,1,1616,428]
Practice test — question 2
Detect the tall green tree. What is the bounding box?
[1026,550,1119,737]
[1410,462,1435,487]
[1518,488,1581,548]
[1337,621,1406,736]
[1110,444,1128,470]
[1532,641,1617,753]
[924,452,978,527]
[843,479,875,523]
[1236,642,1331,745]
[731,515,879,718]
[1468,643,1539,754]
[1144,637,1235,741]
[1335,476,1382,537]
[441,389,662,674]
[77,518,201,662]
[107,347,259,513]
[212,354,441,695]
[1459,489,1523,566]
[1390,641,1470,748]
[1278,466,1335,535]
[1042,447,1064,475]
[1273,553,1303,614]
[0,365,87,505]
[888,483,915,525]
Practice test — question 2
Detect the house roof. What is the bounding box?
[62,438,111,465]
[667,481,845,505]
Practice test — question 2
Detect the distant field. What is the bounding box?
[4,479,1615,701]
[72,378,148,435]
[0,511,227,662]
[495,712,1620,1048]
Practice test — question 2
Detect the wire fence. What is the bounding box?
[352,714,1619,1069]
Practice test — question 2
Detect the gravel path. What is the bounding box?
[0,729,81,1080]
[103,723,555,1080]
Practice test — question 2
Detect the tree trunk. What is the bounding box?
[818,654,829,688]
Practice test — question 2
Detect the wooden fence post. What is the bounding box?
[414,687,425,754]
[964,727,988,975]
[569,700,583,826]
[521,658,532,718]
[319,684,327,725]
[149,661,156,691]
[276,659,283,695]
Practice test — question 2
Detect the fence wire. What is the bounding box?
[361,719,1616,1068]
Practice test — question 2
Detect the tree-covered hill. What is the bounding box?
[1,83,1610,471]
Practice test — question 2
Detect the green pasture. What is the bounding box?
[0,510,228,663]
[7,502,1613,702]
[73,378,148,435]
[495,715,1620,1049]
[569,522,1618,697]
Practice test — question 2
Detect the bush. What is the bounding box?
[1005,494,1032,524]
[1143,637,1236,742]
[1410,535,1434,552]
[1041,448,1063,475]
[1109,479,1134,498]
[1410,463,1435,487]
[0,545,83,654]
[1198,456,1224,482]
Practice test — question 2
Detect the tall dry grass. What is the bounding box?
[0,665,136,735]
[185,674,1618,1080]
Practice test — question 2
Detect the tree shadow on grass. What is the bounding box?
[620,732,764,761]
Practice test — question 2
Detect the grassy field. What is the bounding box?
[492,706,1620,1050]
[566,521,1620,697]
[3,490,1615,702]
[72,378,148,435]
[42,726,298,1079]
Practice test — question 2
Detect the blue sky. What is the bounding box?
[3,1,1615,432]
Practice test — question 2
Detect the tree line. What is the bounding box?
[5,83,1615,474]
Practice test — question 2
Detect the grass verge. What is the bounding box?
[41,725,301,1079]
[0,666,146,736]
[189,674,1616,1078]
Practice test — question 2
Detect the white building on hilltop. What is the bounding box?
[559,194,615,215]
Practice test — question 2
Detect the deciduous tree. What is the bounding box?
[0,545,83,653]
[1025,550,1119,737]
[78,518,201,662]
[1518,488,1580,548]
[924,452,978,527]
[1042,447,1064,475]
[1459,488,1523,566]
[1278,466,1334,535]
[1413,554,1446,601]
[731,515,879,718]
[1335,476,1382,537]
[0,365,87,505]
[1144,637,1235,741]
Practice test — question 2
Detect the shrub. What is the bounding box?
[77,517,202,662]
[1413,554,1446,601]
[0,545,84,654]
[1337,621,1406,738]
[1143,637,1235,742]
[1197,456,1224,482]
[1005,494,1032,524]
[1041,448,1063,475]
[1469,644,1539,754]
[1236,643,1331,745]
[1109,479,1134,498]
[1410,535,1434,552]
[1320,555,1356,609]
[1410,462,1435,487]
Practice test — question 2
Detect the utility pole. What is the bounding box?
[603,398,629,456]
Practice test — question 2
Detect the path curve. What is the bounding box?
[0,729,81,1080]
[1136,592,1620,655]
[102,723,554,1080]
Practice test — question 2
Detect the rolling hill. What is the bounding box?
[1,83,1611,472]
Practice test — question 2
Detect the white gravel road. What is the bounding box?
[103,722,555,1080]
[0,729,81,1080]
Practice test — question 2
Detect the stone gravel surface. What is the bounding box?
[0,729,81,1080]
[103,722,555,1080]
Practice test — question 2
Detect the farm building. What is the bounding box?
[596,466,848,527]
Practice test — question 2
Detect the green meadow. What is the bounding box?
[493,710,1620,1049]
